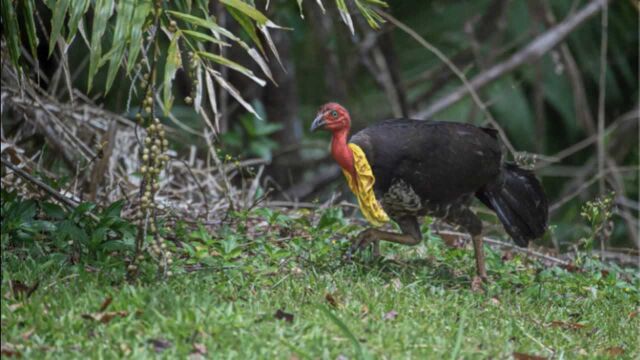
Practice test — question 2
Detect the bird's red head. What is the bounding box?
[310,102,351,133]
[310,102,357,180]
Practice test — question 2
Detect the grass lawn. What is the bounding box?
[2,207,639,359]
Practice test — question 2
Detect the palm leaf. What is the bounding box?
[22,0,39,60]
[163,33,183,115]
[66,0,90,43]
[126,0,152,73]
[220,0,268,26]
[105,0,135,92]
[181,29,230,47]
[88,0,115,91]
[209,69,261,119]
[48,0,70,55]
[198,51,265,86]
[1,0,20,68]
[226,6,264,54]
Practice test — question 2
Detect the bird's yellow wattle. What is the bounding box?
[342,143,390,227]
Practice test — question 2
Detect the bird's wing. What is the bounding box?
[350,119,502,203]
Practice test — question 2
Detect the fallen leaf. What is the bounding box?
[561,263,583,273]
[325,293,340,308]
[81,311,128,324]
[471,276,484,293]
[188,342,207,359]
[513,352,547,360]
[10,280,39,299]
[391,278,403,291]
[120,343,131,356]
[8,303,23,312]
[603,346,624,356]
[192,343,207,355]
[1,343,21,358]
[21,328,35,341]
[383,310,398,320]
[148,338,172,353]
[549,321,586,330]
[629,310,638,319]
[274,309,294,323]
[440,233,465,248]
[360,304,369,317]
[501,250,514,261]
[99,296,113,312]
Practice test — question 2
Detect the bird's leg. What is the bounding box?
[349,216,422,257]
[445,207,489,285]
[471,234,488,281]
[371,238,380,258]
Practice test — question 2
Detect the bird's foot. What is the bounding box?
[471,274,490,292]
[346,229,380,261]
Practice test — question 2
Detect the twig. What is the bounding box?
[597,2,609,194]
[548,166,640,213]
[435,229,570,266]
[1,157,100,222]
[265,200,359,209]
[176,159,210,217]
[414,0,612,120]
[377,9,517,158]
[2,157,79,209]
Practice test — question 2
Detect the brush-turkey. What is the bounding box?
[311,102,548,282]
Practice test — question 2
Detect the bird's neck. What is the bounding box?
[331,129,356,179]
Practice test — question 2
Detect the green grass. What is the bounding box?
[3,233,639,359]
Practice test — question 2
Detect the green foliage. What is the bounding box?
[1,204,638,357]
[1,0,387,118]
[578,192,616,254]
[1,190,135,265]
[222,110,283,160]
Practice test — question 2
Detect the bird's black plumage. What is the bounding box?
[350,118,548,247]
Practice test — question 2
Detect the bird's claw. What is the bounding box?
[345,229,379,261]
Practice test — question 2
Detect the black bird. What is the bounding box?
[311,102,548,281]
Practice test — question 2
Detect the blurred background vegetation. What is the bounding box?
[1,0,638,261]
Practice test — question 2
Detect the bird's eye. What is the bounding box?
[331,110,338,118]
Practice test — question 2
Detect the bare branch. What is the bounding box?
[377,9,517,157]
[415,0,612,119]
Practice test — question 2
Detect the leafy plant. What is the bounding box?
[1,190,135,264]
[579,191,616,254]
[222,109,283,160]
[1,0,387,119]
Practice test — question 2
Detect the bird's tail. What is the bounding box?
[476,163,548,247]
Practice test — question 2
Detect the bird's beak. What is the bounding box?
[310,114,326,132]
